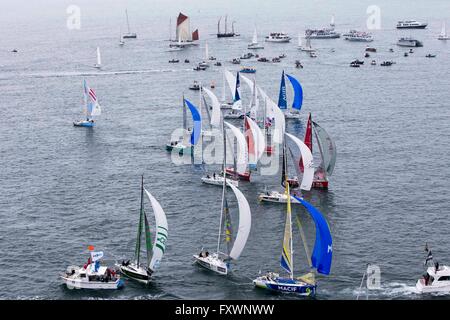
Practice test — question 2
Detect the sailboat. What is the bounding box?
[278,71,304,119]
[169,12,199,48]
[298,34,315,52]
[194,122,251,275]
[248,28,264,49]
[217,15,238,38]
[438,22,450,40]
[116,176,168,284]
[93,47,102,69]
[253,137,333,295]
[73,80,101,127]
[122,9,137,38]
[330,15,335,28]
[223,71,245,119]
[292,113,337,189]
[166,98,201,155]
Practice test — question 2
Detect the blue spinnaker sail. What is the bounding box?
[292,196,332,275]
[234,72,241,102]
[286,74,303,111]
[278,71,287,109]
[184,99,202,145]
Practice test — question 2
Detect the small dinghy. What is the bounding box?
[74,80,101,127]
[425,54,436,58]
[189,81,200,90]
[202,173,238,187]
[232,58,241,64]
[416,244,450,294]
[116,176,168,284]
[295,60,303,68]
[61,249,123,290]
[169,59,179,63]
[371,60,377,65]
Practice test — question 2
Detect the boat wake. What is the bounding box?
[352,282,420,299]
[14,68,193,80]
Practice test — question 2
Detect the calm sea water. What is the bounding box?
[0,0,449,300]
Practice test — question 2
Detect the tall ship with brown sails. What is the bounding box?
[169,12,199,48]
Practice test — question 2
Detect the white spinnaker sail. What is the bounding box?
[313,121,337,176]
[96,47,101,65]
[202,87,221,128]
[245,116,265,162]
[441,22,447,37]
[145,189,168,271]
[240,74,254,95]
[269,97,285,144]
[224,69,236,100]
[228,183,251,260]
[285,133,314,191]
[252,28,258,44]
[224,121,248,174]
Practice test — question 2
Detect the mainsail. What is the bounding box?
[224,121,248,175]
[228,183,251,260]
[202,87,221,128]
[285,133,314,191]
[292,196,332,275]
[232,72,242,110]
[145,189,168,271]
[184,99,202,145]
[252,28,258,44]
[258,87,285,144]
[224,69,237,100]
[245,116,265,163]
[176,13,191,41]
[96,47,101,66]
[300,113,313,172]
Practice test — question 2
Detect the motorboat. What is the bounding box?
[425,54,436,58]
[265,32,291,43]
[396,20,428,29]
[257,57,269,62]
[169,59,179,63]
[201,174,239,187]
[343,30,374,42]
[397,37,423,47]
[365,47,377,52]
[380,61,394,66]
[214,61,222,66]
[371,60,377,65]
[165,140,192,154]
[61,251,123,290]
[223,110,245,119]
[272,57,281,63]
[279,53,286,59]
[240,67,256,74]
[305,28,340,39]
[404,52,409,57]
[232,58,241,64]
[189,81,200,90]
[240,52,254,59]
[351,59,364,65]
[350,62,360,68]
[417,264,450,294]
[364,52,370,58]
[184,59,190,63]
[309,51,317,58]
[295,60,303,68]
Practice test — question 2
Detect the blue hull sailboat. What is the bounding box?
[74,80,101,127]
[253,136,332,296]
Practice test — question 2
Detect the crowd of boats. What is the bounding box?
[62,11,450,296]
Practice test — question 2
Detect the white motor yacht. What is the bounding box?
[265,32,291,43]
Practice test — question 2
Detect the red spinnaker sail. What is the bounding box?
[300,113,312,172]
[245,118,255,160]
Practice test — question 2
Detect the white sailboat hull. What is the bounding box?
[193,254,228,275]
[201,175,239,187]
[116,263,151,284]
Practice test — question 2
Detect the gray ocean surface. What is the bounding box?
[0,0,449,299]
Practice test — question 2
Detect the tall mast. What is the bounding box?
[135,175,144,265]
[125,9,131,34]
[225,15,228,34]
[169,18,172,41]
[182,95,187,131]
[284,142,294,279]
[216,123,227,254]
